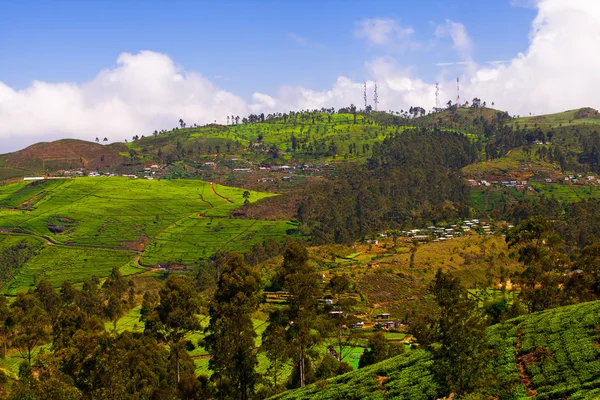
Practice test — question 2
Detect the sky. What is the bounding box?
[0,0,597,152]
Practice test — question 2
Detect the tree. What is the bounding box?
[142,275,201,382]
[205,253,261,400]
[103,137,108,142]
[35,279,61,324]
[10,293,50,365]
[321,274,360,363]
[179,118,186,128]
[102,267,131,325]
[413,269,490,396]
[242,190,251,205]
[0,297,11,358]
[506,216,567,312]
[274,242,321,388]
[575,242,600,296]
[262,309,289,391]
[358,331,404,368]
[95,137,99,143]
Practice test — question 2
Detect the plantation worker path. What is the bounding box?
[209,182,233,204]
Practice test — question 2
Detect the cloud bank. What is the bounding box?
[0,0,599,152]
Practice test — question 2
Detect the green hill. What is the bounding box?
[274,300,600,400]
[0,139,128,179]
[0,177,295,294]
[512,107,600,129]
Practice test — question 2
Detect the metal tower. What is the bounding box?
[364,81,368,110]
[435,83,440,111]
[456,75,460,107]
[373,83,379,112]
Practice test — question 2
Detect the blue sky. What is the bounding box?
[1,1,535,100]
[2,0,598,152]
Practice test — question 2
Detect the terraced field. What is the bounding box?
[140,217,297,265]
[277,300,600,400]
[0,177,293,294]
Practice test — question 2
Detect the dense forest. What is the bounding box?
[297,129,477,243]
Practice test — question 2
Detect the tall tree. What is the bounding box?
[507,216,568,312]
[358,331,404,368]
[414,269,490,397]
[261,309,289,391]
[142,275,201,382]
[274,242,321,388]
[205,253,261,400]
[10,293,50,365]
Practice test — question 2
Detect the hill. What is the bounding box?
[274,300,600,399]
[0,177,296,294]
[512,107,600,129]
[0,139,128,178]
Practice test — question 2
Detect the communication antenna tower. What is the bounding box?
[456,75,460,107]
[435,83,440,111]
[364,81,368,110]
[373,82,379,112]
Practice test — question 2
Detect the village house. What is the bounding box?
[374,313,391,320]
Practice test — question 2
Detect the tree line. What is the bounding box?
[297,128,478,244]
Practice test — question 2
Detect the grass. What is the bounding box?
[0,177,292,293]
[531,182,600,202]
[512,108,600,129]
[276,299,600,400]
[2,245,136,295]
[140,218,297,265]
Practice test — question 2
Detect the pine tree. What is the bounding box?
[205,253,261,400]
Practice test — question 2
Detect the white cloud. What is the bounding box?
[3,0,600,152]
[287,32,325,49]
[510,0,539,9]
[287,33,309,46]
[435,61,470,67]
[268,0,600,117]
[0,51,253,152]
[435,19,473,61]
[354,18,414,45]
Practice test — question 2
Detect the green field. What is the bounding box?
[140,217,297,265]
[531,182,600,202]
[0,177,292,294]
[512,108,600,129]
[2,245,138,295]
[277,300,600,400]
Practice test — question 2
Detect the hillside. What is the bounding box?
[0,177,296,294]
[512,107,600,129]
[0,139,128,178]
[274,300,600,399]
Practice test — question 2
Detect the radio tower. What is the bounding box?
[373,82,379,112]
[364,81,368,110]
[456,75,461,107]
[435,83,440,111]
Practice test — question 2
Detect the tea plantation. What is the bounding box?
[0,177,292,293]
[275,300,600,400]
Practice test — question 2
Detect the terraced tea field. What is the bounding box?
[140,217,297,265]
[0,177,293,294]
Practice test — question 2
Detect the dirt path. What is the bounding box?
[210,183,232,204]
[0,228,140,253]
[515,328,537,397]
[199,194,214,208]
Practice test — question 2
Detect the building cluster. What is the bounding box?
[398,219,495,241]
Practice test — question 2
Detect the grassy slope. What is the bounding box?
[276,300,600,400]
[0,177,284,293]
[308,235,522,318]
[512,108,600,129]
[129,113,396,165]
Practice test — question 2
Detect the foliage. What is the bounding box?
[413,269,490,397]
[204,253,261,400]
